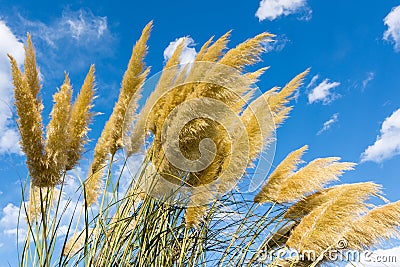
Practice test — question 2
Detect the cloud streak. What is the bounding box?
[361,109,400,163]
[317,113,339,135]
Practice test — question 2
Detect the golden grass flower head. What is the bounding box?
[9,54,45,186]
[219,32,274,70]
[24,33,42,100]
[275,158,356,203]
[284,182,382,221]
[84,22,152,205]
[286,182,381,256]
[199,30,231,62]
[44,75,72,185]
[66,65,96,170]
[343,200,400,250]
[254,145,308,203]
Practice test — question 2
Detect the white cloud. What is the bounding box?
[362,72,375,91]
[255,0,311,21]
[383,5,400,52]
[308,78,341,104]
[346,247,400,267]
[317,113,339,135]
[163,37,197,65]
[361,109,400,163]
[0,20,24,155]
[0,203,26,243]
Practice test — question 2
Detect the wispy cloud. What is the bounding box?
[0,20,24,155]
[308,77,341,104]
[16,8,110,48]
[306,74,319,89]
[5,8,115,78]
[317,113,339,135]
[362,72,375,91]
[255,0,312,21]
[163,37,197,65]
[383,5,400,52]
[361,109,400,163]
[263,34,290,52]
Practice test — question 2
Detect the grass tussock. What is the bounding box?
[9,23,400,267]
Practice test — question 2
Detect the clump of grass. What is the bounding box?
[10,23,400,267]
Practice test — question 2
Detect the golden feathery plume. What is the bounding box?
[194,36,214,61]
[240,93,278,161]
[343,200,400,250]
[84,22,152,205]
[284,182,382,220]
[200,31,231,62]
[254,146,308,203]
[183,32,231,91]
[24,33,41,101]
[244,67,269,83]
[267,69,309,114]
[273,106,292,126]
[219,32,274,70]
[66,65,96,170]
[8,55,45,186]
[44,75,72,186]
[286,182,380,256]
[276,158,356,203]
[149,39,187,123]
[107,22,152,155]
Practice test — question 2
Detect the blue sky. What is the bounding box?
[0,0,400,266]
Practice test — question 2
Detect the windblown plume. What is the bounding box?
[276,158,356,203]
[286,182,380,256]
[219,33,274,70]
[284,182,382,220]
[66,66,96,170]
[200,31,231,62]
[343,200,400,250]
[84,22,152,205]
[254,146,307,203]
[267,69,309,114]
[241,96,276,161]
